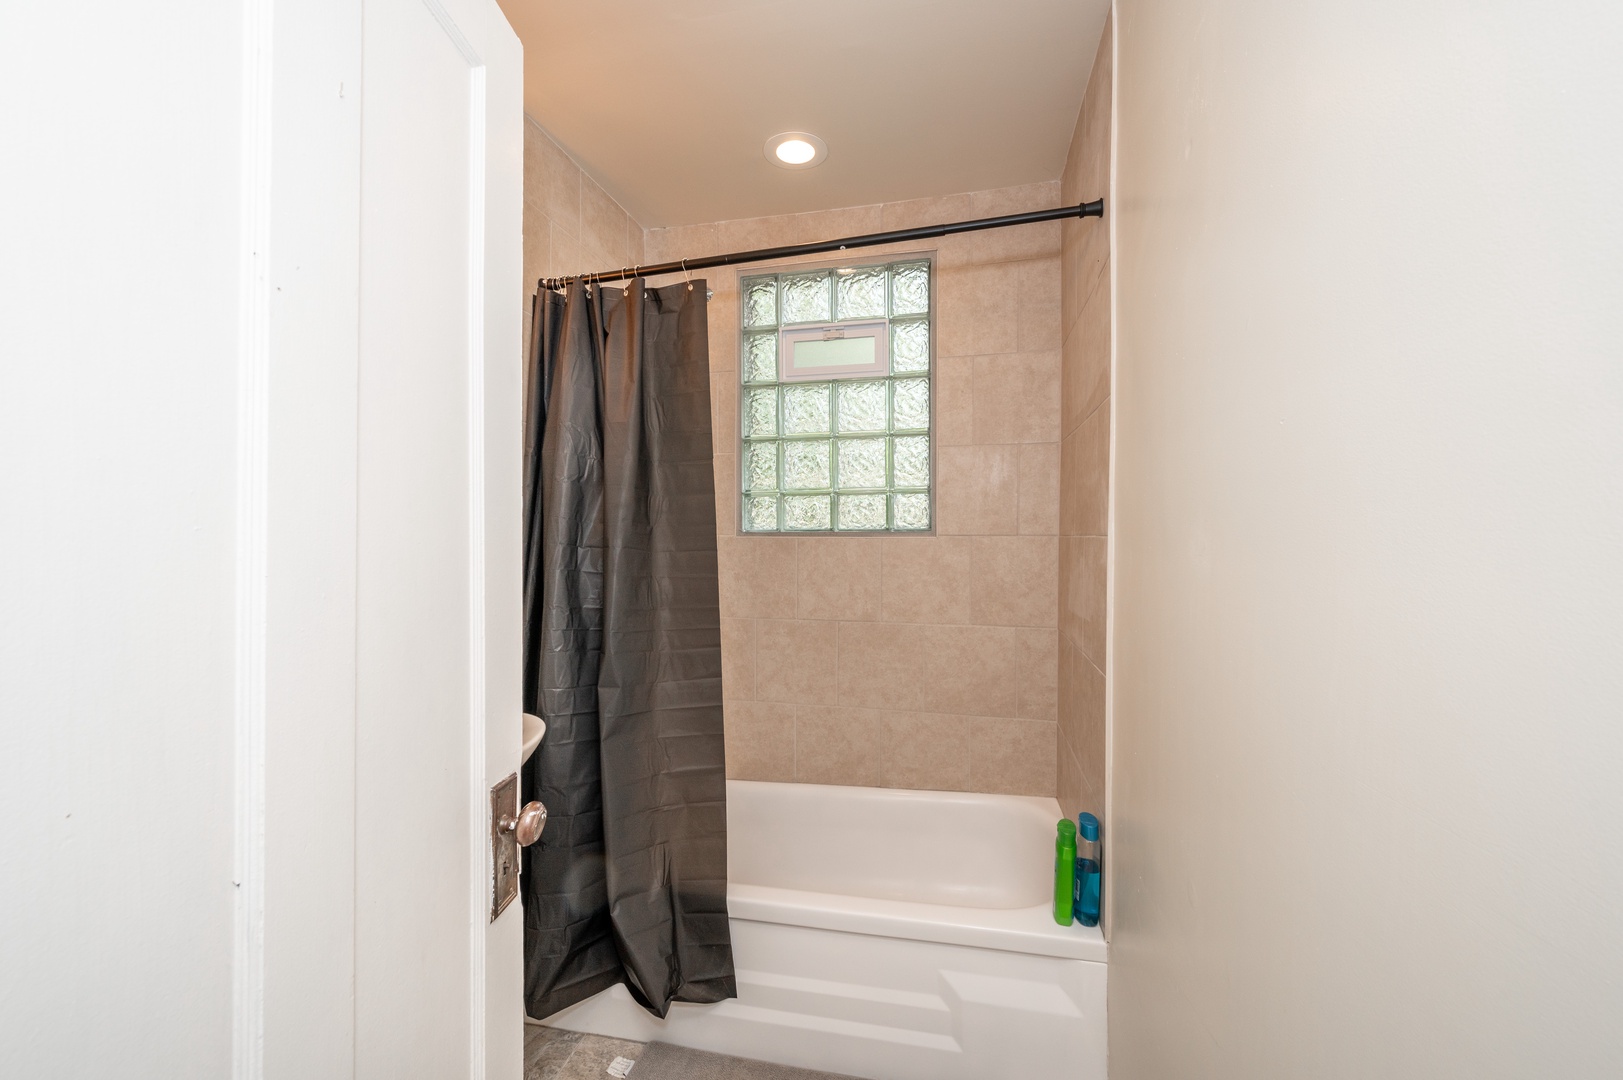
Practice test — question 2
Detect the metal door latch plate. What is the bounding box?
[490,772,520,921]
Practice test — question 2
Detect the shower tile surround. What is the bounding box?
[523,122,1070,799]
[522,118,645,351]
[1057,15,1113,831]
[646,185,1062,799]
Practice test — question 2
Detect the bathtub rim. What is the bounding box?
[727,882,1105,962]
[724,779,1107,963]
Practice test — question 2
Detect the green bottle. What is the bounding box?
[1054,818,1077,925]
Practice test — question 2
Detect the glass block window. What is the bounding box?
[740,259,932,533]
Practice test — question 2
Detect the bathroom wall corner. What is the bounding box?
[1057,10,1113,902]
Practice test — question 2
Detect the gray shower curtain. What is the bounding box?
[520,279,735,1021]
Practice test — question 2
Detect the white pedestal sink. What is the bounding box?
[522,712,546,763]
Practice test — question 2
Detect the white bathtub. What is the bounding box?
[540,781,1107,1080]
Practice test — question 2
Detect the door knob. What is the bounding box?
[498,801,546,847]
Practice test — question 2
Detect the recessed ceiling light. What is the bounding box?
[776,139,816,164]
[765,131,827,170]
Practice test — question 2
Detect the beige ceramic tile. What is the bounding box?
[1019,443,1060,535]
[933,185,1062,268]
[916,624,1021,717]
[936,263,1019,359]
[971,351,1061,445]
[1060,216,1084,335]
[754,619,838,705]
[522,207,549,342]
[724,700,793,781]
[1074,398,1110,536]
[880,536,973,624]
[707,267,739,306]
[1073,224,1109,325]
[706,288,740,374]
[523,205,550,282]
[835,621,925,711]
[971,182,1062,218]
[934,354,974,447]
[969,536,1058,627]
[1016,627,1059,721]
[1060,91,1088,208]
[1062,113,1108,315]
[580,242,624,287]
[1062,19,1111,289]
[792,706,974,791]
[580,176,627,265]
[712,453,737,536]
[969,717,1057,796]
[713,214,800,255]
[1056,739,1086,822]
[1062,268,1110,438]
[793,705,886,787]
[719,616,755,700]
[534,130,580,237]
[936,445,1019,535]
[1059,429,1082,538]
[938,221,1060,270]
[627,217,645,266]
[550,226,583,283]
[881,193,975,232]
[1058,634,1106,815]
[523,124,549,210]
[787,204,884,247]
[644,222,718,265]
[1079,534,1107,670]
[885,712,975,791]
[796,538,881,621]
[717,535,796,619]
[710,375,737,449]
[1079,17,1114,212]
[819,240,934,267]
[1018,258,1063,353]
[1058,536,1079,647]
[641,230,672,266]
[1059,535,1107,669]
[1076,650,1106,809]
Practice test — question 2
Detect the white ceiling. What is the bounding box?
[498,0,1110,227]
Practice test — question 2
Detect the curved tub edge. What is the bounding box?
[727,883,1108,963]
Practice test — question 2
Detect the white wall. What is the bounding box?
[1110,1,1623,1076]
[0,4,243,1075]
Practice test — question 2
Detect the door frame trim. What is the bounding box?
[232,0,274,1075]
[460,44,492,1080]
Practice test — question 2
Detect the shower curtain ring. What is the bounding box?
[682,258,692,291]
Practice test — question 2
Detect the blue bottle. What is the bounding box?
[1073,813,1101,927]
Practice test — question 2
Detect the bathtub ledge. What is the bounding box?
[727,883,1108,963]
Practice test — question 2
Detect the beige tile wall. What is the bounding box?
[522,116,1067,798]
[1056,15,1113,824]
[643,185,1064,797]
[522,117,645,350]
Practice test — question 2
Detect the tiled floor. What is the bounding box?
[524,1025,644,1080]
[524,1026,865,1080]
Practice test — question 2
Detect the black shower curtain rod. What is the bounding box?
[539,198,1104,291]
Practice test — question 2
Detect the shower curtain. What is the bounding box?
[520,278,735,1020]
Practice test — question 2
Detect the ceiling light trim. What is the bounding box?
[765,131,828,170]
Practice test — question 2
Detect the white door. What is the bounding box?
[0,1,523,1077]
[353,1,524,1078]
